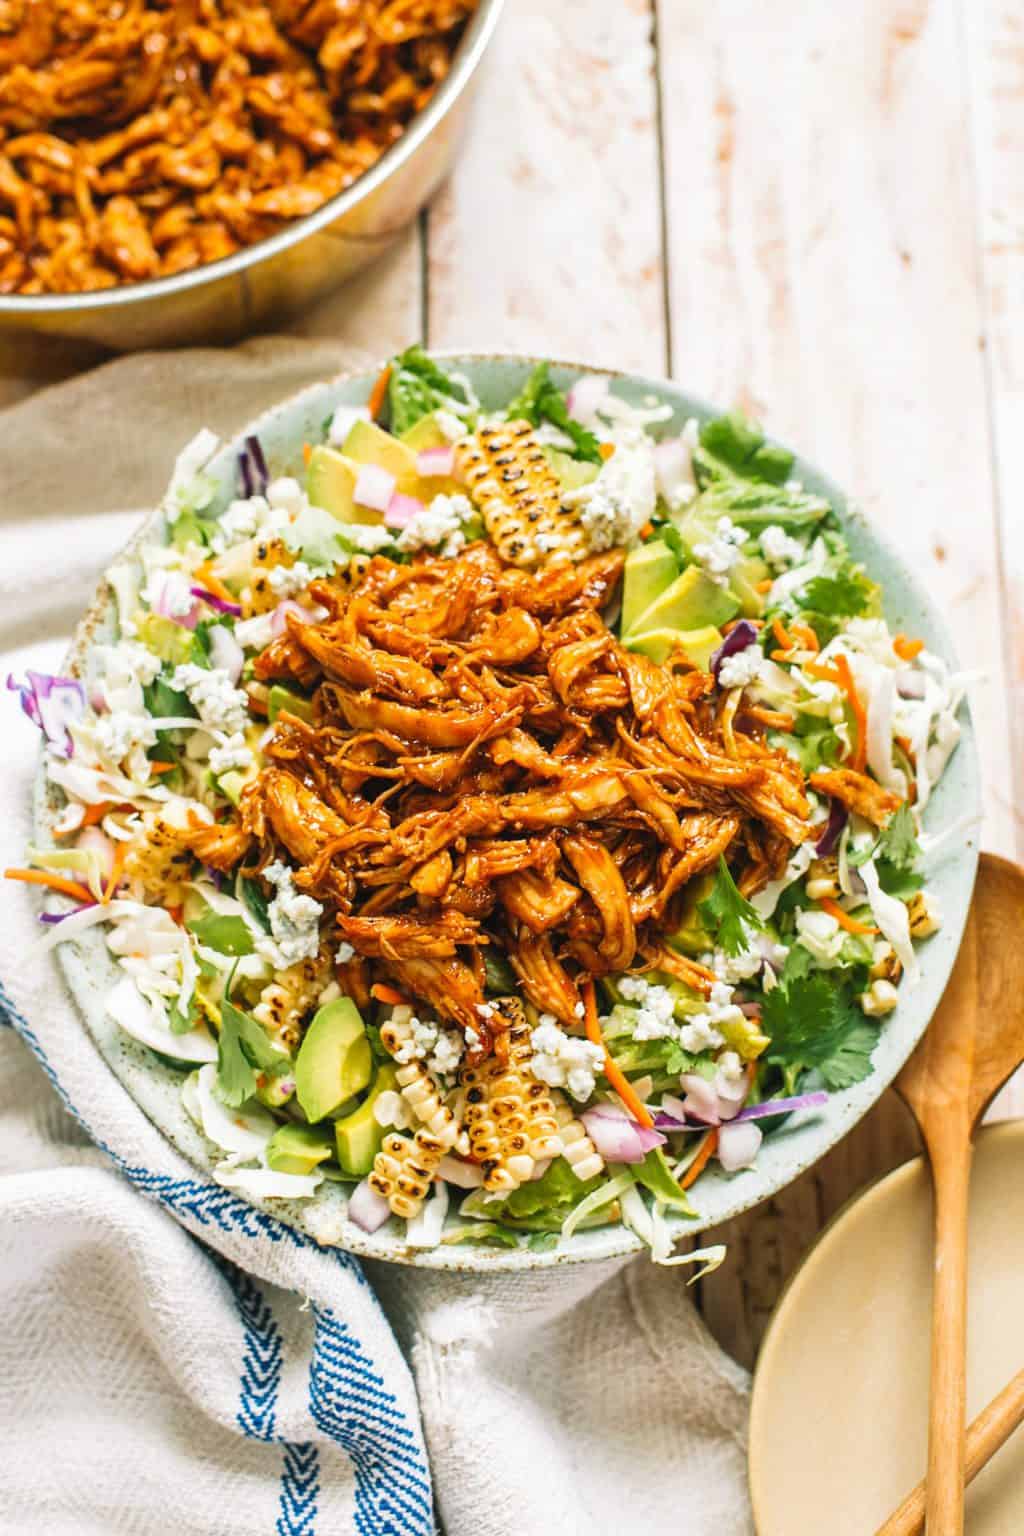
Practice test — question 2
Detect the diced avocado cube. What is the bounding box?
[335,1063,400,1177]
[625,625,723,671]
[729,553,771,618]
[266,1122,334,1175]
[626,565,739,636]
[541,445,600,493]
[294,997,372,1123]
[666,868,718,956]
[621,539,679,634]
[136,613,195,665]
[342,418,419,487]
[306,445,381,526]
[255,1072,295,1110]
[400,414,449,453]
[268,684,315,724]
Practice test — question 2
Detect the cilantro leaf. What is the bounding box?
[695,412,795,487]
[771,724,842,775]
[505,363,603,465]
[386,345,470,435]
[168,993,202,1035]
[633,1148,697,1213]
[216,996,289,1108]
[877,803,921,872]
[761,973,880,1091]
[698,856,765,955]
[186,912,254,956]
[799,569,875,619]
[144,673,194,721]
[875,858,924,900]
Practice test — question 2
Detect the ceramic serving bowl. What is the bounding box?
[37,354,981,1270]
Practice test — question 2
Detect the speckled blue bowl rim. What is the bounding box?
[35,353,980,1271]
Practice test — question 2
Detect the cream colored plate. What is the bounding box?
[749,1121,1024,1533]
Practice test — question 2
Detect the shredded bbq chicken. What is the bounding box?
[231,543,813,1059]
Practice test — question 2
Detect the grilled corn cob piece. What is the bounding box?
[123,811,195,906]
[456,420,588,568]
[243,538,295,616]
[553,1095,605,1182]
[381,1014,468,1153]
[907,889,942,938]
[461,1055,538,1192]
[492,996,563,1160]
[252,954,331,1052]
[369,1130,445,1220]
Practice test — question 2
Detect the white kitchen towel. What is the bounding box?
[0,341,753,1536]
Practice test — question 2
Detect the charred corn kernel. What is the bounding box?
[860,978,899,1017]
[907,890,942,938]
[805,859,840,902]
[369,1130,445,1220]
[456,421,587,568]
[461,1068,534,1191]
[868,939,902,984]
[122,811,195,906]
[242,538,292,616]
[393,1061,460,1149]
[252,954,330,1051]
[489,1000,564,1159]
[553,1096,605,1182]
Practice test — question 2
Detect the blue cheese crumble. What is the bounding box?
[256,861,324,969]
[171,663,249,736]
[530,1017,605,1101]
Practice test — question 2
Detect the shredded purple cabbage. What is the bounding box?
[814,798,848,858]
[7,671,86,758]
[190,585,242,617]
[709,619,759,682]
[246,434,269,493]
[38,903,97,924]
[654,1090,828,1133]
[238,448,254,500]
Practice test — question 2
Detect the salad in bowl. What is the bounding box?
[10,351,977,1266]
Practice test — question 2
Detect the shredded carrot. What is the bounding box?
[893,633,924,662]
[791,621,819,653]
[371,983,411,1008]
[598,441,616,462]
[895,734,916,764]
[581,979,654,1130]
[832,653,867,772]
[53,800,114,837]
[367,364,392,421]
[680,1128,719,1190]
[770,650,795,663]
[4,868,95,904]
[148,761,176,774]
[194,562,237,606]
[103,840,127,903]
[804,659,845,688]
[302,441,313,465]
[818,896,878,935]
[771,616,795,652]
[166,904,184,926]
[755,578,773,594]
[638,520,654,540]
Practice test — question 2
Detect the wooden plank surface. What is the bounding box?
[654,0,1022,1366]
[425,0,667,373]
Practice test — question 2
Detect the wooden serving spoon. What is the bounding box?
[876,853,1024,1536]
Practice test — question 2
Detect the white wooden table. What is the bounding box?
[4,0,1021,1369]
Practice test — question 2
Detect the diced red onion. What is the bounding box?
[347,1178,391,1232]
[679,1072,722,1125]
[384,491,425,529]
[733,1090,829,1123]
[7,671,86,758]
[354,463,396,512]
[208,624,244,683]
[709,620,759,683]
[814,798,848,858]
[566,374,609,423]
[245,434,269,494]
[152,574,199,630]
[191,585,242,618]
[270,600,317,639]
[718,1120,763,1172]
[582,1103,665,1164]
[437,1154,483,1189]
[416,447,455,478]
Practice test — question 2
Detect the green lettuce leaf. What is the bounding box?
[505,363,603,464]
[387,346,472,435]
[695,412,795,486]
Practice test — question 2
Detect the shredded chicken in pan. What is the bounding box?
[202,542,816,1061]
[0,0,475,293]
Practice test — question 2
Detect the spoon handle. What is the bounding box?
[877,1365,1024,1535]
[923,1112,973,1533]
